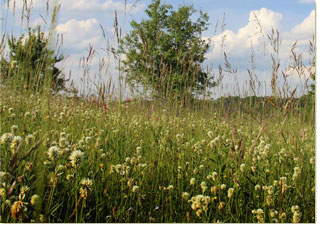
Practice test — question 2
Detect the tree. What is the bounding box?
[0,26,65,92]
[120,0,214,100]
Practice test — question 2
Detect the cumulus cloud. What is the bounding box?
[55,18,103,51]
[208,8,282,59]
[207,8,315,68]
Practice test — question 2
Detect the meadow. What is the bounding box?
[0,88,315,223]
[0,0,316,223]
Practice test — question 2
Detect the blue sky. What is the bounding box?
[1,0,316,97]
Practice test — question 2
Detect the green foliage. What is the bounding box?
[0,26,65,92]
[121,0,214,100]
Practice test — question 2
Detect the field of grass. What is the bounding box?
[0,89,315,223]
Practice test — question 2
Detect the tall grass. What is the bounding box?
[0,0,315,223]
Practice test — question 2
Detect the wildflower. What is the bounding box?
[10,125,18,134]
[267,186,273,195]
[220,184,226,190]
[125,157,131,163]
[47,146,60,160]
[240,164,245,172]
[66,174,74,181]
[294,167,301,175]
[11,200,27,219]
[200,182,207,193]
[85,137,91,144]
[10,136,22,150]
[227,188,234,198]
[280,212,286,219]
[293,211,301,223]
[25,134,34,145]
[253,208,264,223]
[251,166,256,173]
[136,147,142,154]
[182,192,190,200]
[81,178,93,191]
[196,209,202,217]
[167,185,174,191]
[211,186,219,195]
[69,150,84,167]
[24,112,31,118]
[269,209,278,218]
[207,131,214,139]
[132,185,139,193]
[266,195,272,206]
[291,205,299,213]
[212,172,218,181]
[1,133,13,144]
[30,195,40,206]
[193,168,198,174]
[115,164,122,173]
[273,180,278,186]
[190,178,196,186]
[280,176,287,183]
[218,202,225,210]
[8,108,14,114]
[130,157,136,165]
[199,165,204,170]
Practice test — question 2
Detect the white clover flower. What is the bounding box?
[115,164,122,173]
[69,150,84,167]
[47,146,60,160]
[10,125,18,134]
[291,205,299,213]
[280,177,287,185]
[80,178,93,190]
[132,185,139,193]
[10,136,22,150]
[30,195,40,206]
[227,188,234,198]
[220,184,226,190]
[212,172,218,181]
[167,185,173,191]
[240,164,246,172]
[182,192,190,200]
[25,134,34,145]
[207,131,214,139]
[293,211,301,223]
[0,133,14,144]
[269,209,278,218]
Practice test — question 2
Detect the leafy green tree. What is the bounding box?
[120,0,214,100]
[0,26,65,92]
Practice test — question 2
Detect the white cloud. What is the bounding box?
[208,8,282,59]
[55,18,103,51]
[207,8,315,67]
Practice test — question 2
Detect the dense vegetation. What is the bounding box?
[0,0,315,224]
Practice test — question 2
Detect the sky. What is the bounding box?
[0,0,316,98]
